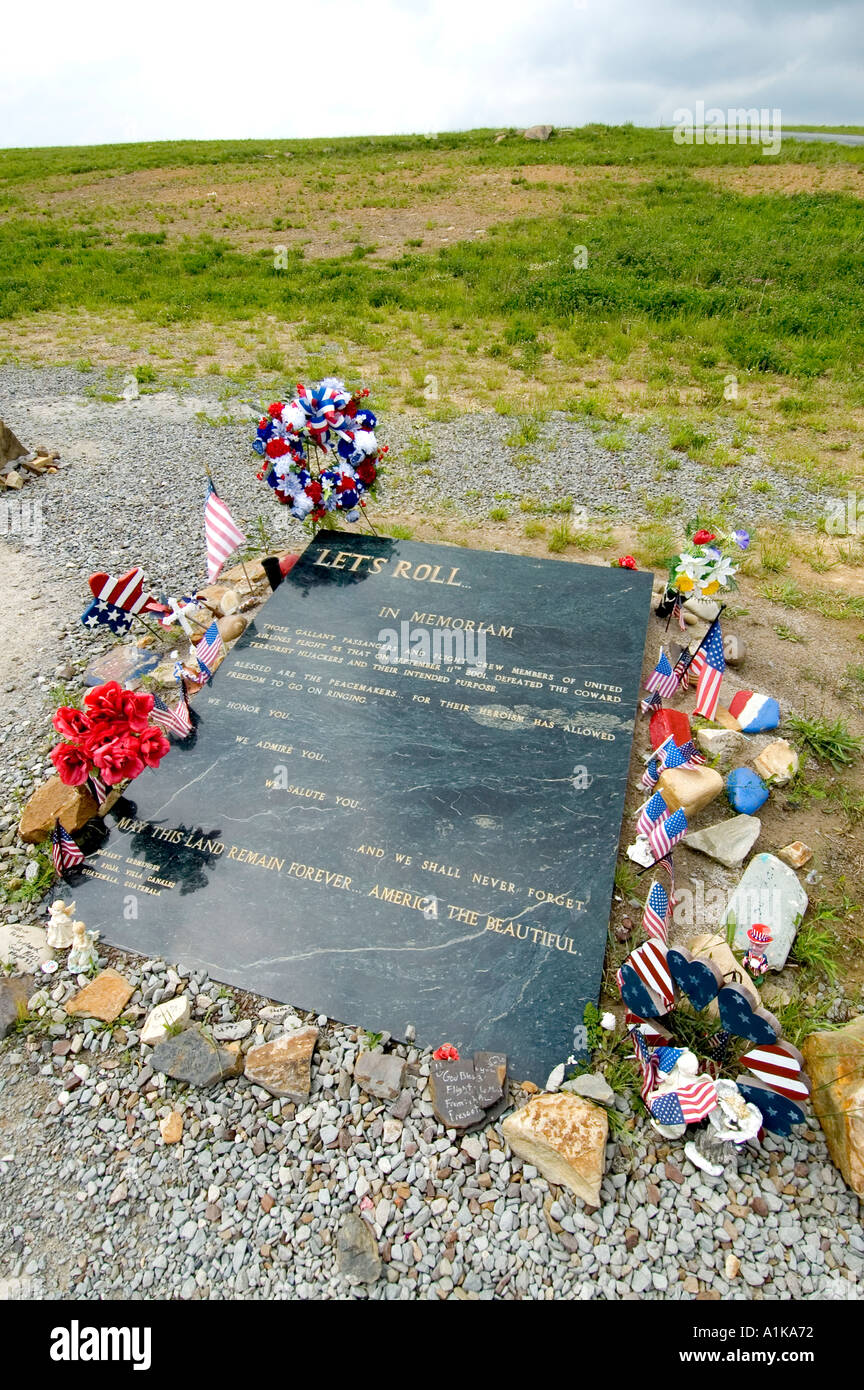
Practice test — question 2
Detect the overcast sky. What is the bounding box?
[2,0,861,149]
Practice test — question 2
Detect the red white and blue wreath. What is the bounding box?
[251,378,387,526]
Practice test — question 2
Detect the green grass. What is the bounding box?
[2,128,863,405]
[789,922,840,983]
[786,713,863,768]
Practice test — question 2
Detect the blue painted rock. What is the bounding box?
[723,852,808,970]
[727,690,780,733]
[726,767,769,814]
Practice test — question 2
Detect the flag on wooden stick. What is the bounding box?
[204,479,245,582]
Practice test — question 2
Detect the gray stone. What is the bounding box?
[336,1213,381,1283]
[725,853,808,970]
[150,1025,242,1087]
[684,814,762,869]
[0,975,34,1039]
[524,124,553,141]
[353,1050,406,1101]
[562,1072,615,1106]
[696,727,746,767]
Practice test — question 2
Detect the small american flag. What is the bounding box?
[151,692,192,738]
[640,691,663,716]
[691,619,725,721]
[204,479,246,582]
[86,773,108,806]
[644,649,680,699]
[672,645,694,690]
[630,1027,661,1106]
[641,735,674,789]
[642,879,671,943]
[647,806,687,860]
[52,820,84,878]
[672,591,687,631]
[195,622,224,679]
[636,790,669,838]
[650,1078,718,1126]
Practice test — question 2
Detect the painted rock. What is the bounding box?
[727,690,780,733]
[726,767,770,814]
[723,852,808,971]
[649,706,692,751]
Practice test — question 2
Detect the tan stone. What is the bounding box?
[779,841,813,870]
[4,470,24,490]
[501,1093,608,1205]
[65,968,134,1023]
[656,764,723,818]
[19,776,99,844]
[753,739,799,787]
[802,1016,864,1196]
[0,419,27,465]
[243,1026,318,1099]
[723,634,744,666]
[217,614,247,644]
[160,1111,184,1144]
[691,932,760,1016]
[725,1253,741,1279]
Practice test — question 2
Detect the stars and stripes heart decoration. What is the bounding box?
[735,1077,806,1136]
[717,984,781,1047]
[667,945,724,1013]
[618,962,669,1021]
[87,567,168,615]
[739,1041,810,1104]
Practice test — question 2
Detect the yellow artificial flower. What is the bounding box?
[675,575,695,593]
[701,580,720,595]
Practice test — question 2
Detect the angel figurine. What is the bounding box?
[685,1079,763,1176]
[46,900,76,949]
[67,919,100,973]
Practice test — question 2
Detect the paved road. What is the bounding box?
[781,130,864,146]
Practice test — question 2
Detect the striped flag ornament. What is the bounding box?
[691,619,726,721]
[52,820,84,878]
[649,1077,718,1126]
[636,791,669,839]
[629,939,675,1011]
[204,479,246,582]
[739,1043,810,1104]
[647,806,688,861]
[644,648,680,699]
[642,878,671,943]
[151,692,193,738]
[640,690,663,716]
[194,622,224,680]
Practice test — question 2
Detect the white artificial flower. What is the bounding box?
[674,552,710,584]
[702,553,738,588]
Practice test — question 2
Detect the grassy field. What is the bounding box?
[1,125,863,488]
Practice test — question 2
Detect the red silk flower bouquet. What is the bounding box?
[50,681,170,789]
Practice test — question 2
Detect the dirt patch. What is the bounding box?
[13,161,646,261]
[693,164,864,197]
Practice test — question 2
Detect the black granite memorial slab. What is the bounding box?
[70,532,652,1081]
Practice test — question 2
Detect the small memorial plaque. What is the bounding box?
[69,533,652,1080]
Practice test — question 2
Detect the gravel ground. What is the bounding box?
[0,364,832,606]
[1,956,861,1302]
[0,365,859,1302]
